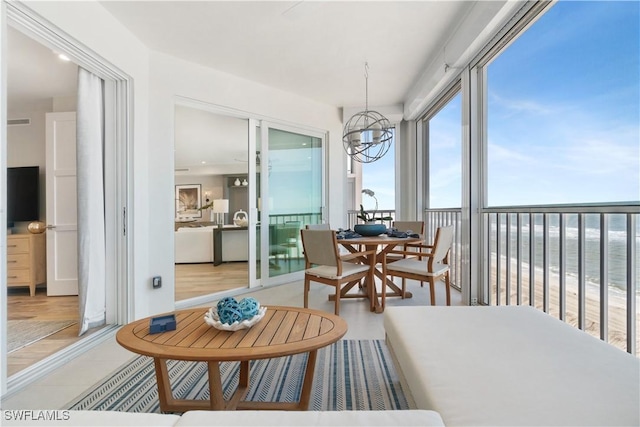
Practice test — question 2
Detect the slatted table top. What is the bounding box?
[116,305,348,362]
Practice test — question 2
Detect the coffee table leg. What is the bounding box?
[154,358,172,412]
[225,360,251,410]
[239,360,250,389]
[207,361,225,410]
[298,349,318,410]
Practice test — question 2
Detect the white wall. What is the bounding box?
[148,51,344,307]
[7,97,77,232]
[7,100,50,230]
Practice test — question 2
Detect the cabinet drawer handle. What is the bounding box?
[8,275,18,279]
[8,260,17,263]
[8,244,17,248]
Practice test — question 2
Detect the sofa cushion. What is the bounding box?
[175,410,444,426]
[384,305,640,426]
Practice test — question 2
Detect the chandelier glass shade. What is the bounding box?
[342,63,392,163]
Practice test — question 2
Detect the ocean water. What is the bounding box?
[489,213,640,295]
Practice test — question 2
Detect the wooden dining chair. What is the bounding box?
[382,225,454,306]
[385,220,426,264]
[301,229,375,315]
[305,223,331,230]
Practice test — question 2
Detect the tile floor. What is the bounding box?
[1,277,461,409]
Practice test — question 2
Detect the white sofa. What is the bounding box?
[174,225,248,264]
[175,226,214,263]
[384,305,640,427]
[2,409,445,426]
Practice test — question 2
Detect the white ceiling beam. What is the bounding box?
[403,1,525,121]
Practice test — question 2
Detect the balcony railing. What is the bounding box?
[349,204,637,355]
[267,212,322,227]
[483,204,638,355]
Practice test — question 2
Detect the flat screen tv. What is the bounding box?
[7,166,40,226]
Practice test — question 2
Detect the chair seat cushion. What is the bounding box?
[306,263,369,280]
[386,258,449,277]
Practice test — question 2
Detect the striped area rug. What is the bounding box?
[66,340,409,412]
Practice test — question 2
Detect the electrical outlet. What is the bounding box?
[471,297,478,306]
[152,276,162,289]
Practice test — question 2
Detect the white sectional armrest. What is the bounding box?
[175,410,444,426]
[384,305,640,427]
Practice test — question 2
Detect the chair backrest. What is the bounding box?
[306,223,331,230]
[430,226,454,266]
[300,229,339,267]
[393,221,425,234]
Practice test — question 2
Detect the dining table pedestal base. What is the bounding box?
[338,235,421,313]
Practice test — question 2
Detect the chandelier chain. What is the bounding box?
[364,62,369,111]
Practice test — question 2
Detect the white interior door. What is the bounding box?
[46,112,78,296]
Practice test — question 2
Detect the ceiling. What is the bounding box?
[99,1,476,109]
[174,105,250,175]
[7,26,78,106]
[8,1,497,174]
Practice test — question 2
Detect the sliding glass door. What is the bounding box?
[255,123,325,284]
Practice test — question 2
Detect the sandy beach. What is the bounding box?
[489,254,638,354]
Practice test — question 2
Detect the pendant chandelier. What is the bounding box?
[342,62,392,163]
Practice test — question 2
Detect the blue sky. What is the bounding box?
[365,1,639,209]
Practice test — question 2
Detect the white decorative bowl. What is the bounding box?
[204,306,267,331]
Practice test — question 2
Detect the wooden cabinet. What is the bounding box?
[7,233,46,296]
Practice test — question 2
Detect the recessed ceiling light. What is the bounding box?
[201,161,207,164]
[58,53,70,62]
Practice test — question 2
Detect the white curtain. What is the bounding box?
[76,67,106,335]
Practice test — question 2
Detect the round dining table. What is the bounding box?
[338,234,422,313]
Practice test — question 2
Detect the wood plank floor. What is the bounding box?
[174,262,248,301]
[7,262,249,376]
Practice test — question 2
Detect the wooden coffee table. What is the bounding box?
[115,306,347,412]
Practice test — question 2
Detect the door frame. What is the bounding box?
[258,120,327,287]
[171,98,328,301]
[1,2,132,396]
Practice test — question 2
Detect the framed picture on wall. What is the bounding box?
[175,184,202,219]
